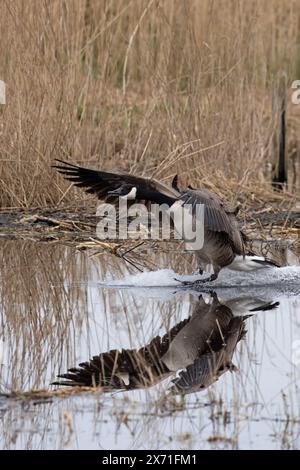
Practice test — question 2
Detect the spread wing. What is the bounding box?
[53,160,244,253]
[52,317,190,390]
[52,159,180,205]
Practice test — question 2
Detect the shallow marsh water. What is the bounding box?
[0,240,300,449]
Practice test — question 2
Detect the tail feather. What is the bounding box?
[250,257,281,268]
[249,301,280,312]
[228,254,281,272]
[245,249,281,268]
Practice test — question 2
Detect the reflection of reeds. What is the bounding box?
[76,238,195,273]
[0,240,194,392]
[0,241,88,391]
[1,240,300,450]
[1,1,300,208]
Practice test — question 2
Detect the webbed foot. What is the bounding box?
[174,273,217,287]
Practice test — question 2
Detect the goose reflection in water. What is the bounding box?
[53,293,279,394]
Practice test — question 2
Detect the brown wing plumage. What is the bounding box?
[52,159,180,204]
[52,160,244,254]
[52,317,190,390]
[171,316,246,394]
[180,188,245,254]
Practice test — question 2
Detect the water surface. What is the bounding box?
[0,240,300,449]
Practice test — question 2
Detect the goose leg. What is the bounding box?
[175,272,218,287]
[175,265,220,287]
[196,272,217,283]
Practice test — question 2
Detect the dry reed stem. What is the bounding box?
[0,1,300,208]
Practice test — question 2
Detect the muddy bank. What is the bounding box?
[0,206,98,242]
[0,205,299,244]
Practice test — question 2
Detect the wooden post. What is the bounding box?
[272,75,287,191]
[0,79,5,105]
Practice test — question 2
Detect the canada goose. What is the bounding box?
[53,159,280,283]
[52,293,278,393]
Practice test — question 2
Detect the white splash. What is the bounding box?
[103,265,300,290]
[106,268,181,287]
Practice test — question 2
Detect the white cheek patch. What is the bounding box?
[120,187,137,200]
[167,199,183,215]
[116,372,130,386]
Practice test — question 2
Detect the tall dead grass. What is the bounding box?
[0,0,300,208]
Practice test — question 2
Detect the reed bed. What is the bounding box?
[0,0,300,209]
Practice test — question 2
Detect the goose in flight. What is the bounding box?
[53,160,280,283]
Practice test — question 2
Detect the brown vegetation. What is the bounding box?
[0,0,300,209]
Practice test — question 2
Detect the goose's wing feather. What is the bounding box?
[52,159,180,203]
[180,189,244,253]
[171,317,246,394]
[170,352,231,393]
[52,317,190,389]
